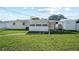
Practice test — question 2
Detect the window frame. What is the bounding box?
[36,24,41,26]
[30,24,35,26]
[42,24,48,26]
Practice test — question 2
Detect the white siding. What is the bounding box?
[6,21,29,29]
[29,26,48,31]
[29,20,48,31]
[60,19,76,30]
[76,23,79,31]
[0,22,6,29]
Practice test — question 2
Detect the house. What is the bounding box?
[29,19,59,32]
[56,19,76,30]
[56,19,79,31]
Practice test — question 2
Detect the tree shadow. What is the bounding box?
[26,31,48,34]
[26,31,78,34]
[50,31,77,34]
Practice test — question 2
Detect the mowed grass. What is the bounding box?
[0,29,26,35]
[0,29,79,51]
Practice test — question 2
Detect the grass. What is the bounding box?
[0,29,26,35]
[0,29,79,51]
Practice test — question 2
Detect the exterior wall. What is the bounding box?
[0,22,6,29]
[76,23,79,31]
[29,26,48,31]
[48,20,58,30]
[6,20,29,29]
[29,20,48,31]
[59,19,76,30]
[48,22,56,30]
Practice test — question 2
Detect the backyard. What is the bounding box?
[0,29,79,51]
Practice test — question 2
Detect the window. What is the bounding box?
[42,24,48,26]
[22,22,25,25]
[30,24,35,26]
[76,20,79,23]
[36,24,41,26]
[13,22,15,25]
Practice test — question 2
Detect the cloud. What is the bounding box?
[64,13,79,19]
[64,8,71,11]
[0,11,29,21]
[37,7,73,19]
[36,7,62,18]
[23,7,35,10]
[37,7,62,14]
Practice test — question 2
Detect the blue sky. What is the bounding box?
[0,7,79,21]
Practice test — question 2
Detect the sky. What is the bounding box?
[0,7,79,21]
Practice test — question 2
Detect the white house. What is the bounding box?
[4,20,30,29]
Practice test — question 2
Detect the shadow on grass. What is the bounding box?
[27,31,79,34]
[27,31,48,34]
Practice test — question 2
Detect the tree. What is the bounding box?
[48,14,67,20]
[76,19,79,23]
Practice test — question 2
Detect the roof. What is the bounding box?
[30,19,48,24]
[3,19,30,23]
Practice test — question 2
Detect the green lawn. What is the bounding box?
[0,29,26,35]
[0,29,79,51]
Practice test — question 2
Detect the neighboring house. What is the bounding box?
[57,19,76,30]
[0,20,30,29]
[5,20,30,29]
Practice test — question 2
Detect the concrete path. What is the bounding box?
[0,33,25,37]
